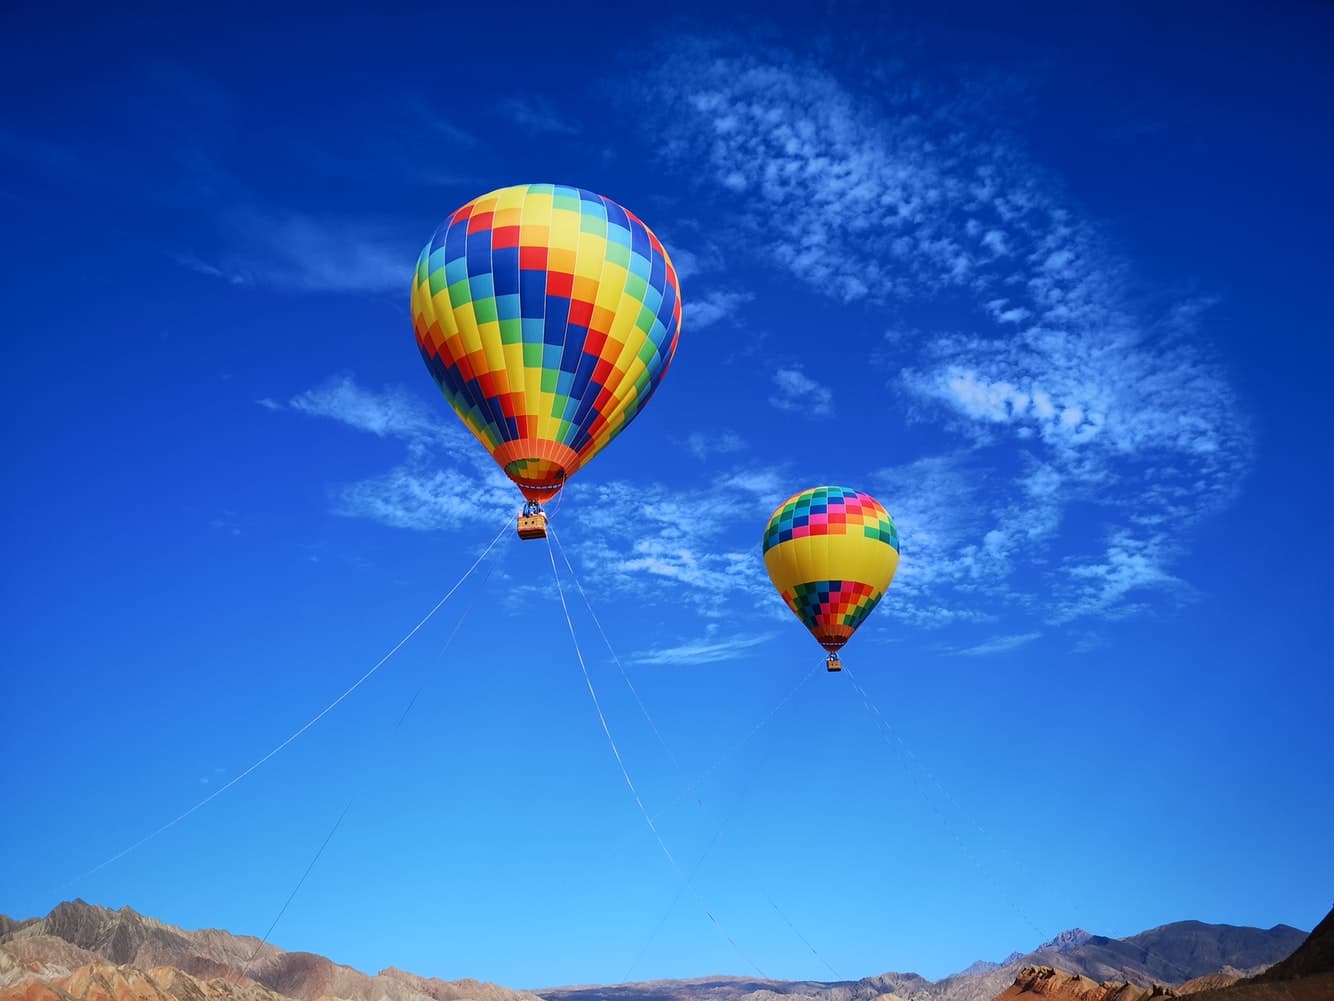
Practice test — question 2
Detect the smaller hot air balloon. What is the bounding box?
[762,486,900,671]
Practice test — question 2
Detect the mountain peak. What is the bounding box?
[1036,929,1093,954]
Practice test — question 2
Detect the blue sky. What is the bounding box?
[4,1,1332,992]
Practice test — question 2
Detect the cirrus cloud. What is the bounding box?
[644,40,1250,629]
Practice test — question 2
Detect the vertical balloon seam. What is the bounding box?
[569,192,623,463]
[569,189,613,471]
[579,197,651,467]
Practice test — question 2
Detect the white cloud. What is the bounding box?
[173,251,251,286]
[712,467,789,507]
[954,632,1041,656]
[181,210,414,293]
[273,378,510,532]
[770,367,833,418]
[1054,532,1187,622]
[284,375,472,454]
[553,474,780,618]
[687,289,753,329]
[334,464,514,532]
[665,245,710,283]
[685,431,746,460]
[870,454,1000,599]
[646,43,1250,626]
[278,380,783,617]
[635,634,775,666]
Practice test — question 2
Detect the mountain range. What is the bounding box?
[537,918,1308,1001]
[0,901,537,1001]
[1,901,1327,1001]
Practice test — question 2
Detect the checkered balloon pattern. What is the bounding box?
[762,486,900,653]
[411,183,683,502]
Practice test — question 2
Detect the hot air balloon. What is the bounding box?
[411,183,683,540]
[762,486,900,671]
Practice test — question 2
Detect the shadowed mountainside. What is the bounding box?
[1177,906,1334,1001]
[1247,907,1334,985]
[994,908,1334,1001]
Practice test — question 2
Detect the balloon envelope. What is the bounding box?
[411,183,683,502]
[762,486,900,652]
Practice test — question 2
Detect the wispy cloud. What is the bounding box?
[554,471,787,617]
[182,210,414,293]
[646,41,1251,626]
[953,632,1041,657]
[431,117,481,148]
[273,381,774,594]
[1054,532,1187,622]
[283,376,469,452]
[687,289,753,329]
[270,377,511,531]
[173,252,252,286]
[334,464,514,532]
[501,96,579,135]
[867,453,1007,628]
[770,367,833,418]
[684,431,746,460]
[635,634,774,666]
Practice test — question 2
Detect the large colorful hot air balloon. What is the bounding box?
[411,183,683,539]
[762,486,900,671]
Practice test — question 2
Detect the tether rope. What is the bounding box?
[544,532,767,978]
[548,527,838,979]
[247,797,355,963]
[245,523,513,962]
[619,664,835,982]
[59,511,516,893]
[843,662,1046,938]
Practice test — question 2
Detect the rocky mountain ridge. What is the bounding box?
[0,901,537,1001]
[952,912,1334,1001]
[1179,906,1334,1001]
[1,901,1324,1001]
[537,919,1308,1001]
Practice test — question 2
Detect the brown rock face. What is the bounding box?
[1175,974,1241,995]
[0,962,293,1001]
[991,966,1175,1001]
[379,967,547,1001]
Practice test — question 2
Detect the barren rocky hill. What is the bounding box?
[1247,907,1334,985]
[537,919,1309,1001]
[990,965,1170,1001]
[1178,906,1334,1001]
[0,901,538,1001]
[0,960,294,1001]
[953,912,1334,1001]
[3,900,1325,1001]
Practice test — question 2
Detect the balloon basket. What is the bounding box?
[517,510,548,541]
[825,653,842,672]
